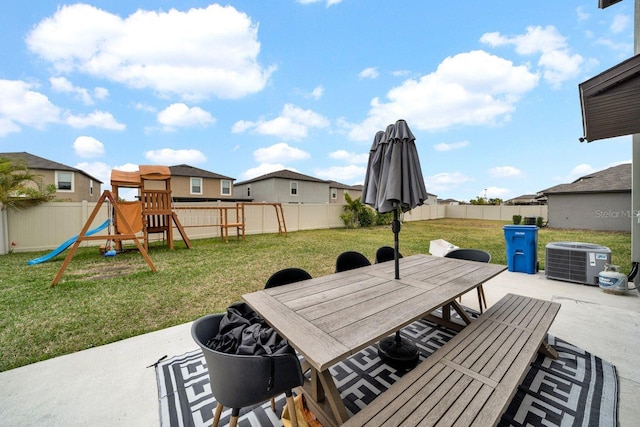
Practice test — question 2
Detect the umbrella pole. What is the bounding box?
[392,208,400,279]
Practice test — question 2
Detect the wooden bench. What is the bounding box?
[342,293,561,426]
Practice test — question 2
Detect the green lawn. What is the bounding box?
[0,218,630,372]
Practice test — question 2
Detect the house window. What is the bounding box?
[90,180,93,196]
[290,181,298,196]
[55,171,73,192]
[221,180,231,196]
[191,177,202,195]
[331,189,337,199]
[247,186,251,197]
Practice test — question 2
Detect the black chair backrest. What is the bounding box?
[375,246,402,264]
[444,248,491,263]
[191,314,304,410]
[335,251,371,272]
[265,268,312,289]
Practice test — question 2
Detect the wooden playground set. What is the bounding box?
[50,166,286,286]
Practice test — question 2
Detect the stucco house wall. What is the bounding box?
[237,178,329,203]
[547,192,631,232]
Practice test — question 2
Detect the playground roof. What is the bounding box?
[110,165,171,187]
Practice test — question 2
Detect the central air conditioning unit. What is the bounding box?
[545,242,611,285]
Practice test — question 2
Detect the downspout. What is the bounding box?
[632,0,640,291]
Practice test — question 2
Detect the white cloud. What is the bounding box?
[0,79,61,136]
[576,7,590,22]
[610,14,630,34]
[64,110,125,130]
[426,172,473,194]
[480,25,583,88]
[329,150,369,164]
[570,163,597,179]
[26,4,275,101]
[94,87,109,100]
[73,136,105,158]
[144,148,207,164]
[315,165,367,183]
[50,76,107,105]
[297,85,324,100]
[359,67,379,79]
[240,163,289,180]
[253,143,310,163]
[232,104,329,140]
[434,141,469,152]
[488,166,523,178]
[75,161,111,184]
[348,50,539,141]
[296,0,343,6]
[481,186,510,198]
[157,103,215,131]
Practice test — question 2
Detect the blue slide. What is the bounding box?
[27,219,111,265]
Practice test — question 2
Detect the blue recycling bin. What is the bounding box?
[503,225,538,274]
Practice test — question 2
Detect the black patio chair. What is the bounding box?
[444,248,491,313]
[191,314,304,427]
[375,246,403,264]
[335,251,371,272]
[265,268,312,289]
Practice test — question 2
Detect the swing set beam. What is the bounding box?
[51,190,157,287]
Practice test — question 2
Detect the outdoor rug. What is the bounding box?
[156,317,618,427]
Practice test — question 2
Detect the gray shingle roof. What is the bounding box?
[169,164,234,180]
[0,152,103,183]
[235,169,329,186]
[541,163,631,194]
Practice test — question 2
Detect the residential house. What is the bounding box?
[234,169,331,204]
[539,163,631,232]
[505,194,546,205]
[437,198,460,206]
[328,181,363,204]
[0,151,102,202]
[168,164,236,202]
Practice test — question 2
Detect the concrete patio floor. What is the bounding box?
[1,270,639,426]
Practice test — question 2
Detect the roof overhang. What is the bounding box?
[579,53,640,142]
[599,0,623,9]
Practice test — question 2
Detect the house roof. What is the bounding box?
[328,181,361,190]
[0,151,103,183]
[169,164,234,181]
[541,163,631,195]
[235,169,329,186]
[579,53,640,142]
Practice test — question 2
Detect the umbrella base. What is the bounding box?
[378,333,419,369]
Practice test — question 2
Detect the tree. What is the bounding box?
[0,157,56,210]
[341,193,363,228]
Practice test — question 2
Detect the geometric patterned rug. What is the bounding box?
[156,317,618,427]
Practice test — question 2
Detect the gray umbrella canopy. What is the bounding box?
[361,119,428,280]
[362,119,428,214]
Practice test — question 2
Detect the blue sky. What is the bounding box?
[0,1,634,202]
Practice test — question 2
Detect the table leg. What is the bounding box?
[302,367,350,426]
[317,369,350,424]
[450,299,473,325]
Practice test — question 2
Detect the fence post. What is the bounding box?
[0,205,6,255]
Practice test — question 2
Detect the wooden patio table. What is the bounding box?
[242,254,506,426]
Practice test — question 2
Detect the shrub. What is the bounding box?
[376,211,394,226]
[512,215,522,225]
[358,207,375,227]
[340,211,358,228]
[536,216,544,228]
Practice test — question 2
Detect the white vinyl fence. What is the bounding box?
[0,202,547,254]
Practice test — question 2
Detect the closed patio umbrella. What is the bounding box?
[361,119,428,279]
[361,119,428,368]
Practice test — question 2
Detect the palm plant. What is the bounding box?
[0,157,55,210]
